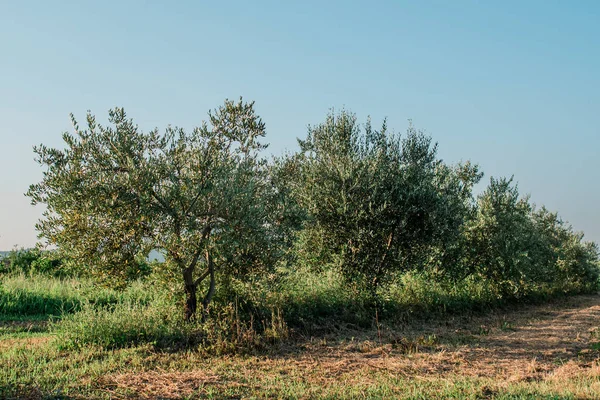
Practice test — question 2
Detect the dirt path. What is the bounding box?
[286,293,600,383]
[458,294,600,378]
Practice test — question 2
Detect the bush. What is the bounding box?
[53,295,288,353]
[0,248,79,278]
[1,248,44,275]
[0,247,157,284]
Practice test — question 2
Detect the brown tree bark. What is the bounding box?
[184,281,197,321]
[201,250,216,317]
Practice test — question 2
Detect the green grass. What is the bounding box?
[1,270,599,398]
[0,275,87,316]
[53,298,195,350]
[243,268,592,332]
[1,268,595,351]
[0,335,597,399]
[0,275,158,317]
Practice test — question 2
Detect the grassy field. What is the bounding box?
[1,273,600,399]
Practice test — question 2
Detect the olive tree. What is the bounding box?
[462,177,535,294]
[290,110,480,298]
[463,177,599,295]
[530,206,599,290]
[27,99,278,320]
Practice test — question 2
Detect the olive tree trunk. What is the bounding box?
[182,250,216,321]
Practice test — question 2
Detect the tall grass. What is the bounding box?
[244,267,598,329]
[53,298,190,350]
[0,274,154,317]
[53,297,288,353]
[274,268,371,327]
[0,275,86,316]
[221,268,505,332]
[3,264,597,353]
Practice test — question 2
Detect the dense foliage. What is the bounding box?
[23,102,599,324]
[288,111,484,298]
[27,99,285,320]
[462,177,599,297]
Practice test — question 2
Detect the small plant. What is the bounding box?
[500,320,516,331]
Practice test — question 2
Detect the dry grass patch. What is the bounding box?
[0,335,51,351]
[99,294,600,398]
[102,371,221,399]
[4,294,600,399]
[0,318,48,334]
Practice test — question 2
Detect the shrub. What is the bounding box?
[1,248,44,275]
[53,295,288,353]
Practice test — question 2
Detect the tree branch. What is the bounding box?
[184,224,213,275]
[150,189,173,214]
[186,245,205,275]
[185,185,208,217]
[194,268,210,286]
[202,250,216,310]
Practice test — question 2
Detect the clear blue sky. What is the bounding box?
[1,0,599,249]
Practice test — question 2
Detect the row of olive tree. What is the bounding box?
[462,177,599,296]
[283,110,598,301]
[28,100,599,319]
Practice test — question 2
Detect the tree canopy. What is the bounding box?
[28,99,280,319]
[27,102,599,317]
[288,110,483,297]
